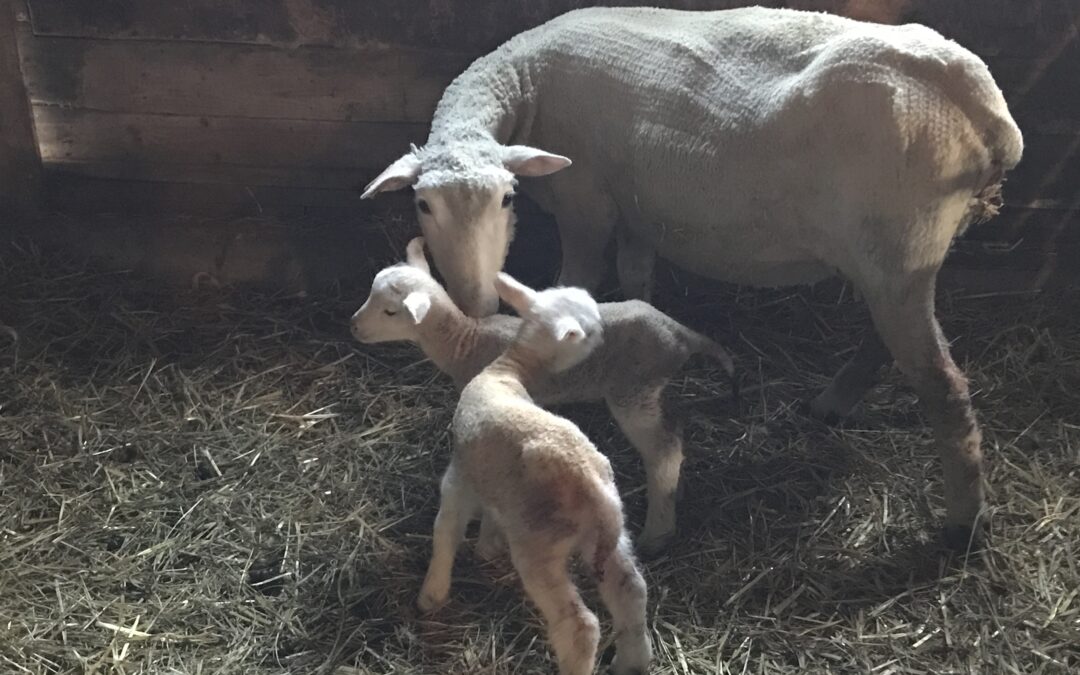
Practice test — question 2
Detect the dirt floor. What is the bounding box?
[2,233,1079,674]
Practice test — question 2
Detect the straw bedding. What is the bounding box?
[1,231,1077,674]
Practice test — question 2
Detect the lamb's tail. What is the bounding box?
[688,330,740,404]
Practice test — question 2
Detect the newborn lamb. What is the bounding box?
[417,272,652,675]
[352,237,736,554]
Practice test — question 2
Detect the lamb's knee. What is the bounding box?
[551,607,601,666]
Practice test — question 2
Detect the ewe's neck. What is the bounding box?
[416,302,484,382]
[428,48,536,146]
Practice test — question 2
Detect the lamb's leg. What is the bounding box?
[475,509,507,561]
[511,544,600,675]
[595,533,652,675]
[862,272,986,550]
[418,464,476,612]
[606,387,682,556]
[616,228,656,302]
[810,331,891,423]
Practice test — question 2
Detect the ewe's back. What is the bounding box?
[503,6,1020,167]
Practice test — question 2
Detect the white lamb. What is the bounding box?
[415,271,652,675]
[352,237,736,555]
[359,6,1024,547]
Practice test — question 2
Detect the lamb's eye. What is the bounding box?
[416,199,431,215]
[501,192,515,208]
[384,309,398,316]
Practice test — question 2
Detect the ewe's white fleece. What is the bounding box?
[424,6,1022,289]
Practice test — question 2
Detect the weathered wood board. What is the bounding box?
[0,5,40,215]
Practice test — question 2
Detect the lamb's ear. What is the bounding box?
[360,153,421,199]
[502,145,572,177]
[405,237,430,274]
[402,291,431,325]
[554,316,585,343]
[493,272,537,315]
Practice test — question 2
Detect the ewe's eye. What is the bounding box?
[416,199,431,215]
[384,309,398,316]
[501,192,515,208]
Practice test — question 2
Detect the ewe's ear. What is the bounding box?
[360,153,421,199]
[554,316,585,343]
[405,237,430,274]
[402,291,431,325]
[502,145,572,177]
[493,272,537,315]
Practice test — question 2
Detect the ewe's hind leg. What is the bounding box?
[810,332,892,422]
[511,543,600,675]
[616,228,656,302]
[418,464,477,612]
[595,534,652,675]
[863,272,985,548]
[607,387,682,556]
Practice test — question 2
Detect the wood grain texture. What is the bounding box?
[0,4,40,215]
[23,1,1075,53]
[17,31,469,123]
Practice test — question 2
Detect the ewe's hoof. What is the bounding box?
[942,523,986,555]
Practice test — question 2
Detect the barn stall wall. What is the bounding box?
[6,0,1079,289]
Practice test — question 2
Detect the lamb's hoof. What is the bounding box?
[610,639,652,675]
[417,590,448,614]
[942,523,986,556]
[636,530,674,560]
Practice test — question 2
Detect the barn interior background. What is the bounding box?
[0,0,1077,288]
[1,1,1079,674]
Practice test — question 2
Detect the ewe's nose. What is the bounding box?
[459,289,500,318]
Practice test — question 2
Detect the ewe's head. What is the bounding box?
[493,272,603,374]
[360,140,571,318]
[351,238,445,344]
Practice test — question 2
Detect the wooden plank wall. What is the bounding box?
[0,0,40,218]
[10,0,1080,277]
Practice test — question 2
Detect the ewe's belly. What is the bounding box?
[621,191,838,287]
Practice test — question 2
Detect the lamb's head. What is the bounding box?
[360,140,571,317]
[493,272,603,374]
[351,237,446,344]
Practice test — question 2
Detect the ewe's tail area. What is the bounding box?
[687,330,740,404]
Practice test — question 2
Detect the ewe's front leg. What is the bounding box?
[607,387,682,556]
[418,466,476,612]
[548,173,617,292]
[864,276,986,550]
[616,228,656,302]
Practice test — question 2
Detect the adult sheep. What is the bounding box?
[361,6,1023,548]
